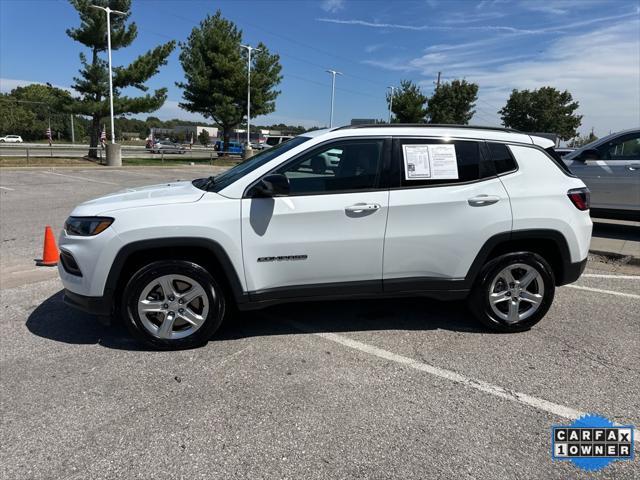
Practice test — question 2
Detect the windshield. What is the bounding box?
[193,136,311,192]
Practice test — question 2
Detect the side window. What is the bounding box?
[275,139,384,195]
[598,133,640,160]
[394,139,492,187]
[487,142,517,174]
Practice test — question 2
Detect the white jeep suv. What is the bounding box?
[58,125,592,349]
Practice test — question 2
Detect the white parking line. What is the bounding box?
[290,322,640,443]
[582,274,640,280]
[565,284,640,299]
[47,171,119,185]
[0,186,14,191]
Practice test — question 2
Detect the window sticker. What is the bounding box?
[403,144,459,180]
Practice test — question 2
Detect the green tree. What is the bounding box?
[387,80,428,123]
[67,0,175,157]
[0,98,37,139]
[198,129,210,146]
[499,87,582,140]
[177,10,282,152]
[0,84,77,140]
[427,79,478,124]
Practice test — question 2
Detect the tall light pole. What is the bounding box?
[326,69,342,128]
[91,5,126,144]
[387,86,395,123]
[240,44,261,148]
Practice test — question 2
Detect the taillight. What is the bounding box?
[567,187,590,210]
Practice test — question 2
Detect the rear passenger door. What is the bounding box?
[569,132,640,212]
[383,138,513,289]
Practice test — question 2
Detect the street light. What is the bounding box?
[326,69,342,128]
[387,86,396,123]
[90,4,127,144]
[240,44,262,149]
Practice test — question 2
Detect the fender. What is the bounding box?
[103,237,248,307]
[464,229,581,287]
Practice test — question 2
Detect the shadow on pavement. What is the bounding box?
[27,290,487,350]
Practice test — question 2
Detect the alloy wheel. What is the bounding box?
[137,274,211,340]
[488,263,545,324]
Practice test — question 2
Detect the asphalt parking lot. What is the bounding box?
[1,166,639,479]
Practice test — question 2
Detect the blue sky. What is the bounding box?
[1,0,638,135]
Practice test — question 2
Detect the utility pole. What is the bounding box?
[240,44,262,152]
[70,114,75,143]
[436,71,441,90]
[326,69,342,128]
[387,86,395,123]
[90,5,126,144]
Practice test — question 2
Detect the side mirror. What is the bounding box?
[578,148,601,161]
[249,173,290,197]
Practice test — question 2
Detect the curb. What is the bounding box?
[0,164,236,171]
[588,249,640,267]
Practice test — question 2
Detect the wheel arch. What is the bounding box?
[104,238,247,311]
[465,229,578,287]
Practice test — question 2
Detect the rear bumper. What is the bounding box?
[63,289,112,317]
[559,256,588,286]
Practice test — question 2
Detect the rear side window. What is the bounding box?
[487,142,517,174]
[393,139,493,187]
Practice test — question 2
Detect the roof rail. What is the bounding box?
[334,123,521,133]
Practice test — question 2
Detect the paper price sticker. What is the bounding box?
[403,144,459,181]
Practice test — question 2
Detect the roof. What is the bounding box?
[337,123,521,134]
[301,124,536,144]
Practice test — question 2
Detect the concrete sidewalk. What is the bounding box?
[590,218,640,263]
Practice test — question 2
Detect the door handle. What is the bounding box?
[468,195,500,207]
[345,203,381,213]
[627,164,640,171]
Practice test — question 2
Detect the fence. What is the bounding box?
[0,144,244,166]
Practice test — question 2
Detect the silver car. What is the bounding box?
[151,140,186,154]
[564,129,640,221]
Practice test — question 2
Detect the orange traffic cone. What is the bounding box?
[36,226,59,267]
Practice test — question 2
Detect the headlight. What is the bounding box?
[64,216,114,236]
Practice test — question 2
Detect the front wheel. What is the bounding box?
[121,260,227,349]
[468,252,555,332]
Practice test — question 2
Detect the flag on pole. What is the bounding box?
[46,127,52,146]
[100,125,106,147]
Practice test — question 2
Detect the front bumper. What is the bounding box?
[63,289,113,318]
[57,226,123,298]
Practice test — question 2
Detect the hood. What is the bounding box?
[70,181,205,216]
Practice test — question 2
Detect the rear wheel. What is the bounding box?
[469,252,555,332]
[121,260,227,349]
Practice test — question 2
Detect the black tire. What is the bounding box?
[468,252,555,333]
[121,260,227,350]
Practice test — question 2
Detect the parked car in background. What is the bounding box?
[563,129,640,220]
[213,140,244,154]
[263,135,293,149]
[0,135,23,143]
[151,140,186,154]
[554,148,574,157]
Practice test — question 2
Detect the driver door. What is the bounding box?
[241,138,390,299]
